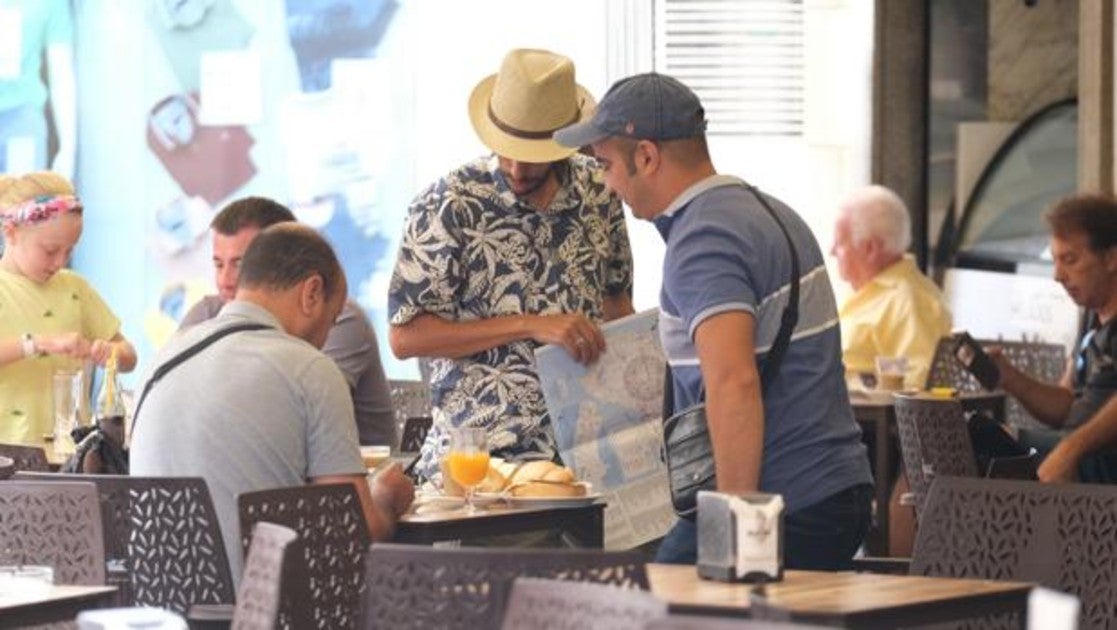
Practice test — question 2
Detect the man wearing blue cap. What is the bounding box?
[556,73,873,569]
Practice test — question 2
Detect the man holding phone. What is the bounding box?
[991,195,1117,483]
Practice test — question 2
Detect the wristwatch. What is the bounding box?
[20,333,36,358]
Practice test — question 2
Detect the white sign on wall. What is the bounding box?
[943,267,1080,354]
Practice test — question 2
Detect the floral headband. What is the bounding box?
[0,194,83,228]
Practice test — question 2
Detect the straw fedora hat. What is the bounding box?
[469,49,595,163]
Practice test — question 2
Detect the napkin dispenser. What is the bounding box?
[696,490,784,583]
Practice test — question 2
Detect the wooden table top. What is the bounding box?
[647,563,1032,623]
[401,497,604,523]
[0,584,116,612]
[850,389,1005,410]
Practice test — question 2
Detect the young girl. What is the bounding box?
[0,171,137,445]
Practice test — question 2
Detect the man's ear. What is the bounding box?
[1104,246,1117,273]
[636,140,660,173]
[297,274,325,315]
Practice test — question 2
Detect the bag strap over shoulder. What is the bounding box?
[662,184,801,414]
[130,322,271,432]
[746,184,800,386]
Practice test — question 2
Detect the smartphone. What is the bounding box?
[401,453,423,482]
[952,332,1001,390]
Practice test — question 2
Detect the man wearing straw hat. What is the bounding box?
[388,49,634,481]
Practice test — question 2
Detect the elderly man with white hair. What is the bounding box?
[831,185,953,390]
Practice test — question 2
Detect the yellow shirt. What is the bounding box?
[839,255,953,389]
[0,268,120,444]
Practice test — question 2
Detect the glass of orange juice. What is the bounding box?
[447,427,490,513]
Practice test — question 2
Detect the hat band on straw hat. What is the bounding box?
[487,102,582,140]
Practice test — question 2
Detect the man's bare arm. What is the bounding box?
[990,350,1075,428]
[693,311,764,493]
[1038,394,1117,482]
[390,312,606,365]
[312,465,414,541]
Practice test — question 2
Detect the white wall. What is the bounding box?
[71,0,873,380]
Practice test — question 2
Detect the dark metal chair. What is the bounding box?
[231,522,299,630]
[14,472,235,613]
[914,476,1117,630]
[361,543,649,630]
[0,480,105,585]
[501,576,665,630]
[926,335,1067,429]
[0,455,14,479]
[399,416,433,453]
[238,482,370,630]
[893,394,979,519]
[0,442,50,472]
[388,379,431,450]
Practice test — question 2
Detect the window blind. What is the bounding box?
[654,0,805,137]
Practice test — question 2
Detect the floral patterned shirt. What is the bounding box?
[388,153,633,478]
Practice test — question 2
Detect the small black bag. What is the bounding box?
[63,417,129,475]
[662,184,800,519]
[662,404,714,518]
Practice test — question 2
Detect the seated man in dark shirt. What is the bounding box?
[991,195,1117,483]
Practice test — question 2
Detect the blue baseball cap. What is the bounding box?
[554,73,706,147]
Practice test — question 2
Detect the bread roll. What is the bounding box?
[508,481,588,498]
[501,459,584,497]
[475,466,508,493]
[506,460,577,484]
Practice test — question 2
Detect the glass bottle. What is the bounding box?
[94,347,127,446]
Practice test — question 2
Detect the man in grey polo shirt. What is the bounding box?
[132,224,414,580]
[180,196,397,448]
[557,73,872,569]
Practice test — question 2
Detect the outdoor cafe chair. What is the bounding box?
[926,335,1066,430]
[231,522,299,630]
[501,576,666,630]
[238,482,369,630]
[893,394,981,520]
[892,393,1038,521]
[14,472,235,614]
[914,476,1117,630]
[361,543,649,630]
[0,480,105,585]
[0,442,50,473]
[399,415,432,453]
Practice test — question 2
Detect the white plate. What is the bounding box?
[472,492,507,505]
[506,494,602,509]
[411,491,505,513]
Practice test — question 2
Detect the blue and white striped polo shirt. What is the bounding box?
[655,175,871,513]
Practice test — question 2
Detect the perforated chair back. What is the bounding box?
[0,442,50,472]
[399,416,432,453]
[14,472,234,612]
[926,336,1067,429]
[0,480,105,584]
[913,476,1117,630]
[232,522,299,630]
[893,394,979,518]
[238,483,370,630]
[362,543,649,630]
[389,379,431,449]
[501,577,665,630]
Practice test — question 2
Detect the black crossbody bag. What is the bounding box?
[63,322,269,475]
[661,184,800,520]
[128,322,270,435]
